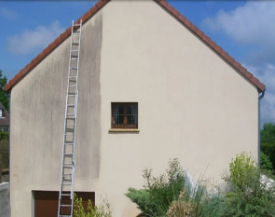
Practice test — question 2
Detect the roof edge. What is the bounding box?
[154,0,265,93]
[5,0,265,93]
[4,0,110,92]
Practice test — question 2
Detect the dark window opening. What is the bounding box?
[111,103,138,129]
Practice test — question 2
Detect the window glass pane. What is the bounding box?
[127,105,137,125]
[113,105,124,125]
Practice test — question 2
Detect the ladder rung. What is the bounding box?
[61,193,71,196]
[64,164,73,168]
[65,117,75,120]
[73,24,81,26]
[64,143,73,145]
[60,204,72,207]
[71,50,78,52]
[63,183,72,186]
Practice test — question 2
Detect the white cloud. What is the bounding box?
[0,7,16,19]
[244,64,275,126]
[7,21,65,55]
[202,2,275,64]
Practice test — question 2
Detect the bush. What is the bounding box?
[73,194,112,217]
[227,152,257,191]
[260,151,273,171]
[126,159,185,217]
[220,152,275,217]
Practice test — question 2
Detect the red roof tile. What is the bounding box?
[4,0,265,93]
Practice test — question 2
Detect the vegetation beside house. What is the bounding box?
[126,153,275,217]
[261,123,275,171]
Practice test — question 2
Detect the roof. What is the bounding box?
[4,0,265,93]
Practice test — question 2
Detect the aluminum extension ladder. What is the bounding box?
[57,19,82,217]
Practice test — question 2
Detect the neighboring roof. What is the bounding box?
[0,102,9,127]
[4,0,265,93]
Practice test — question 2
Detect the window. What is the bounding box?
[111,103,138,129]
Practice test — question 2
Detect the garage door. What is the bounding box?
[34,191,95,217]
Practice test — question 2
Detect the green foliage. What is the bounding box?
[73,194,112,217]
[261,123,275,144]
[126,159,185,217]
[260,151,273,171]
[213,152,275,217]
[261,123,275,170]
[227,152,257,191]
[261,143,275,170]
[127,154,275,217]
[0,70,9,112]
[0,132,9,140]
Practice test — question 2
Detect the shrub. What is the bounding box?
[221,152,275,217]
[227,152,257,191]
[126,159,185,217]
[73,194,112,217]
[260,151,273,171]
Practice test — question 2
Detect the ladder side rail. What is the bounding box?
[58,20,75,217]
[69,19,82,216]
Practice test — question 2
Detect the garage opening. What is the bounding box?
[34,191,95,217]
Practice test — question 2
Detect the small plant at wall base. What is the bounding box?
[126,159,185,217]
[73,194,112,217]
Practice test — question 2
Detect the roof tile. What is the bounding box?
[178,14,187,23]
[172,9,180,18]
[196,30,204,38]
[159,0,168,8]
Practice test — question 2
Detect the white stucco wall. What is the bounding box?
[10,1,258,216]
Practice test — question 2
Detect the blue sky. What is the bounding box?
[0,0,274,126]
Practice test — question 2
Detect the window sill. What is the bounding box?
[109,129,140,133]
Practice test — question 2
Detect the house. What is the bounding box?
[0,102,9,132]
[4,0,265,216]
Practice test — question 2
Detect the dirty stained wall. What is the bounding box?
[10,1,258,217]
[10,12,102,217]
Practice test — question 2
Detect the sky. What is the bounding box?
[0,0,274,127]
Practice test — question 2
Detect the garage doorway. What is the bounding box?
[34,191,95,217]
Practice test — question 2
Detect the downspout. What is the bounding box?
[258,89,265,168]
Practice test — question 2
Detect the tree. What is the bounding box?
[261,123,275,170]
[261,123,275,144]
[0,70,9,112]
